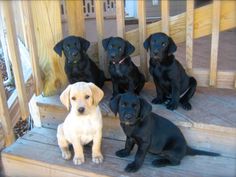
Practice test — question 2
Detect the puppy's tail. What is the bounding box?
[187,146,220,156]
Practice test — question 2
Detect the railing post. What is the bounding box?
[116,0,125,38]
[138,0,148,79]
[1,1,30,120]
[186,0,194,74]
[209,0,221,86]
[0,70,15,146]
[65,0,85,37]
[161,0,170,35]
[19,1,43,96]
[95,0,107,76]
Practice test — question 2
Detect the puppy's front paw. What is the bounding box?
[73,156,85,165]
[125,162,141,173]
[92,154,103,164]
[166,101,178,110]
[182,102,192,110]
[151,97,165,104]
[62,151,72,160]
[116,149,130,158]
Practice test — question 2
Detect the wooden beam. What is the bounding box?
[0,70,15,146]
[209,0,221,86]
[116,0,125,38]
[138,0,148,79]
[20,1,43,96]
[65,0,85,37]
[30,0,67,96]
[125,1,236,57]
[1,1,30,120]
[161,0,169,34]
[95,0,107,76]
[186,0,194,74]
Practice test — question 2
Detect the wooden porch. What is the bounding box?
[0,0,236,176]
[1,82,236,177]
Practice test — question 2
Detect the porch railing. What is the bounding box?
[0,0,235,148]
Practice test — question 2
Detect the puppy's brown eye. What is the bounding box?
[121,102,127,107]
[85,95,90,99]
[162,42,166,47]
[71,96,76,100]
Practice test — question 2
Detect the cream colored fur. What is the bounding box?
[57,82,104,165]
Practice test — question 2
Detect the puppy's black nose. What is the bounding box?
[124,114,133,120]
[78,107,85,113]
[72,51,78,57]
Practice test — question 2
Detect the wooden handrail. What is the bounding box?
[1,1,30,120]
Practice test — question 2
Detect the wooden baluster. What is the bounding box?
[116,0,125,38]
[1,1,30,120]
[161,0,169,35]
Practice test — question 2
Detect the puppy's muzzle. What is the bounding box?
[78,107,85,114]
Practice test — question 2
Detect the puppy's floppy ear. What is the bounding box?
[102,37,112,51]
[77,37,90,52]
[139,97,152,119]
[60,85,71,110]
[54,39,64,57]
[88,83,104,106]
[109,94,121,116]
[124,40,135,56]
[168,36,177,55]
[143,35,152,51]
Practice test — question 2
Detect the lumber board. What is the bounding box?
[2,129,235,177]
[65,0,85,37]
[125,1,236,57]
[116,0,125,38]
[161,0,170,34]
[30,0,67,96]
[209,0,221,86]
[1,1,30,119]
[185,0,194,73]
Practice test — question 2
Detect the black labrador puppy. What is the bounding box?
[143,32,197,110]
[102,37,145,97]
[110,92,219,172]
[54,36,105,88]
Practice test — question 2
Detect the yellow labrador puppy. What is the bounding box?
[57,82,104,165]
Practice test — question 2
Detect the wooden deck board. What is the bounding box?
[36,82,236,132]
[2,127,236,177]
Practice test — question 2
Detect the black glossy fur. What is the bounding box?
[54,36,105,88]
[143,33,197,110]
[110,93,220,172]
[102,37,145,97]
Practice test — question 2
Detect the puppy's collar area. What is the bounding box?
[111,57,127,65]
[120,117,142,126]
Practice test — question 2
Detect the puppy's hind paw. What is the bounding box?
[125,162,141,173]
[62,151,72,160]
[116,149,130,158]
[92,154,103,164]
[73,156,85,165]
[182,102,192,110]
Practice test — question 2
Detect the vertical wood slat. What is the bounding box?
[95,0,107,76]
[65,0,85,37]
[161,0,170,35]
[186,0,194,73]
[0,70,15,146]
[209,0,221,86]
[1,1,30,120]
[138,0,148,79]
[20,1,43,96]
[116,0,125,38]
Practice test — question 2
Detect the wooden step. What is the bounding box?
[35,82,236,157]
[1,127,236,177]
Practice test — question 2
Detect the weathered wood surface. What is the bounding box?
[36,82,236,132]
[1,127,235,177]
